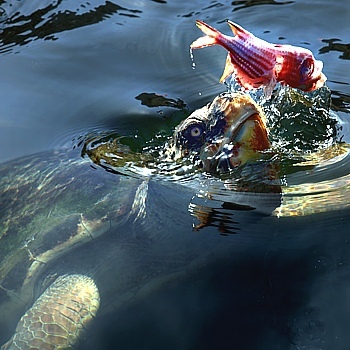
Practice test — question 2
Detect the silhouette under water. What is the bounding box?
[0,1,350,349]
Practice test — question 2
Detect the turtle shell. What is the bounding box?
[0,150,144,343]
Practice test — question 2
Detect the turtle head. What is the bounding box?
[167,92,271,174]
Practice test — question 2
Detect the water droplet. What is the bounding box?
[189,48,196,70]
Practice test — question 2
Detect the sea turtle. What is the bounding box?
[0,90,349,349]
[84,88,350,218]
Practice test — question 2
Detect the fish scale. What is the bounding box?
[233,33,276,70]
[229,41,274,79]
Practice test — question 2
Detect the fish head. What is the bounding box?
[168,93,270,174]
[297,54,327,91]
[277,48,327,92]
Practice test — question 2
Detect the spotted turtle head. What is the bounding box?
[167,92,270,173]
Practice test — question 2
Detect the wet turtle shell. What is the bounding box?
[0,150,150,348]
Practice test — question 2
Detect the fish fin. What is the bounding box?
[227,20,250,36]
[190,36,217,49]
[190,20,220,49]
[195,20,220,37]
[219,54,235,83]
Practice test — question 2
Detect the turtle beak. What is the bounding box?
[201,93,270,173]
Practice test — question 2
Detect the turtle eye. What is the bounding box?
[190,126,202,137]
[181,122,206,148]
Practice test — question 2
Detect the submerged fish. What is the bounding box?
[191,20,326,94]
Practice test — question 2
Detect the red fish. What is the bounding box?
[190,20,326,94]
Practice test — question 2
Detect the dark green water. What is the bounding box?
[0,1,350,349]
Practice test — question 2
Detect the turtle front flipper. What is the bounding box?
[1,274,99,350]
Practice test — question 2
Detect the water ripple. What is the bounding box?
[231,0,295,12]
[0,1,141,54]
[319,38,350,60]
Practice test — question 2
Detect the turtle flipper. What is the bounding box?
[1,274,99,350]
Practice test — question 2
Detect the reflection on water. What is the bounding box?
[0,0,350,349]
[331,90,350,113]
[0,1,141,53]
[135,92,187,109]
[319,38,350,60]
[231,0,295,12]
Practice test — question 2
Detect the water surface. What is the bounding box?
[0,1,350,349]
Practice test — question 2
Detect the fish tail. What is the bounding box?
[227,20,248,36]
[190,20,223,49]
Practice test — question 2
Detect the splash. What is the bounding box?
[226,75,339,156]
[80,130,202,182]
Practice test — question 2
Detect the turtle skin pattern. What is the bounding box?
[1,274,99,350]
